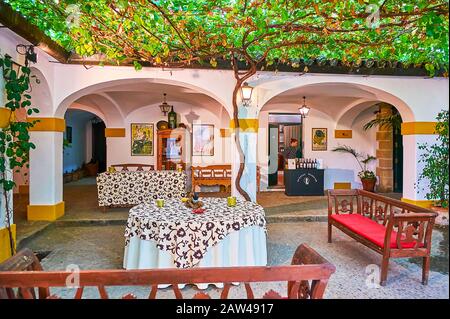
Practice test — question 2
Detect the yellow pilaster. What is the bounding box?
[334,182,352,189]
[401,122,438,135]
[27,201,65,221]
[334,130,352,138]
[220,128,232,137]
[0,224,16,263]
[28,117,65,132]
[229,119,259,132]
[401,198,434,208]
[105,128,126,137]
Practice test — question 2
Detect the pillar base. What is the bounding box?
[334,182,351,189]
[27,201,65,221]
[401,198,433,208]
[0,224,16,263]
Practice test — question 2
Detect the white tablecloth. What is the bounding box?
[123,225,267,289]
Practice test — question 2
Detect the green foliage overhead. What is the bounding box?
[418,110,449,208]
[4,0,449,74]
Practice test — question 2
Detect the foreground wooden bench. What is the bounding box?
[0,244,335,299]
[327,189,437,286]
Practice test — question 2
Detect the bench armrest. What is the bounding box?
[288,244,335,299]
[384,212,437,250]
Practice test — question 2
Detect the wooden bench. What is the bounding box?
[110,163,154,171]
[0,244,335,299]
[327,189,437,286]
[191,165,261,193]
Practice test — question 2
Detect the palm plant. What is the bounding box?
[332,145,377,181]
[363,113,402,131]
[332,145,377,192]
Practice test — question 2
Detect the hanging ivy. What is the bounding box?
[0,53,39,255]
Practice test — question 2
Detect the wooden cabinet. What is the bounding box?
[157,128,189,170]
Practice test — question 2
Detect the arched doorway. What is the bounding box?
[257,82,412,194]
[63,109,107,184]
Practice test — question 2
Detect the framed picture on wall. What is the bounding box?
[66,126,72,144]
[131,123,154,156]
[192,124,214,156]
[312,128,327,151]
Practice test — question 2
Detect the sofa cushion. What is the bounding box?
[330,214,422,249]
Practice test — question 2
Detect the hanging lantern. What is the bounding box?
[240,82,253,106]
[298,96,310,118]
[159,93,172,116]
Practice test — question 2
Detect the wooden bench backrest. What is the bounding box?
[0,244,335,299]
[191,165,232,179]
[111,163,154,171]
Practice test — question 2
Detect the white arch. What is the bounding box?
[54,77,232,119]
[258,78,416,122]
[68,102,108,126]
[29,67,53,116]
[335,100,380,129]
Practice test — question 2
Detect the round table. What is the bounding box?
[123,197,267,288]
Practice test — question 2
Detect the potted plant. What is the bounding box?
[418,109,449,225]
[332,145,377,192]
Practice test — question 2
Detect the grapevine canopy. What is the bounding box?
[2,0,449,75]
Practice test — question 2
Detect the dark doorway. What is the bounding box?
[268,113,303,188]
[92,120,107,173]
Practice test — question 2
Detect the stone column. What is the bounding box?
[376,104,394,192]
[27,118,65,221]
[401,123,439,208]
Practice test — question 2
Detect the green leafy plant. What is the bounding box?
[63,138,72,151]
[418,110,449,208]
[363,113,403,131]
[0,53,39,255]
[332,145,377,180]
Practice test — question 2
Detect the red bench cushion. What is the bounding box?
[330,214,421,249]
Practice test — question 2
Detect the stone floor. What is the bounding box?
[23,222,448,299]
[10,177,449,299]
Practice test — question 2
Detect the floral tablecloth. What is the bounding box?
[124,197,267,268]
[97,171,187,207]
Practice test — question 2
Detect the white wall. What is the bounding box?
[106,102,231,168]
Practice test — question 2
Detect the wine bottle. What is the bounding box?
[168,106,177,129]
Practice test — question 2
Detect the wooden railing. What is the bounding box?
[0,244,335,299]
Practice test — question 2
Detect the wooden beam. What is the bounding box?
[0,1,71,63]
